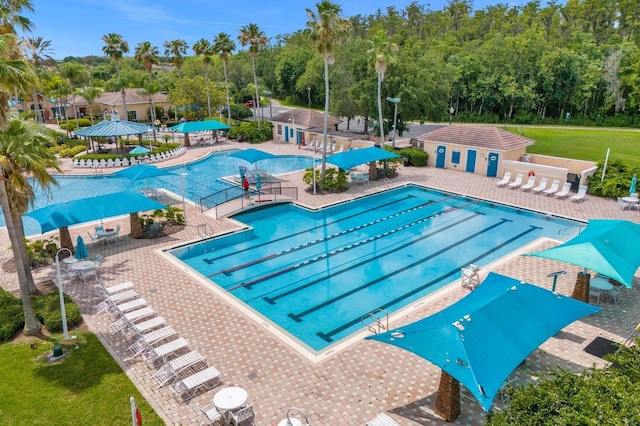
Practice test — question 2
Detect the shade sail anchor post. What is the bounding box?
[434,370,461,422]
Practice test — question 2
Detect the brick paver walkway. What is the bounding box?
[1,138,639,425]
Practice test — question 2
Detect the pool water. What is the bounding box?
[2,150,314,236]
[170,185,584,353]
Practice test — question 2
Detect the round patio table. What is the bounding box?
[213,386,247,411]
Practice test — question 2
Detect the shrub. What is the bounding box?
[321,168,348,193]
[32,292,82,333]
[302,168,321,190]
[588,160,640,198]
[0,289,24,343]
[227,121,273,143]
[58,145,85,158]
[398,147,428,167]
[24,236,58,268]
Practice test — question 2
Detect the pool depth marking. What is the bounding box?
[230,200,483,292]
[213,198,457,277]
[315,224,542,342]
[203,194,421,267]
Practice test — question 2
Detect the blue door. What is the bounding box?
[284,126,290,142]
[466,150,477,173]
[486,152,499,177]
[436,145,446,168]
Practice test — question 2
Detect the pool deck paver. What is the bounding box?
[1,138,639,425]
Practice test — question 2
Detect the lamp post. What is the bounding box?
[307,87,311,110]
[449,106,454,126]
[55,248,72,341]
[310,154,317,195]
[278,407,311,426]
[263,90,272,118]
[386,97,401,149]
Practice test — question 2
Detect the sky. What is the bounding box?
[25,0,531,59]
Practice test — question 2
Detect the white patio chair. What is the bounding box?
[520,176,536,191]
[554,182,572,198]
[196,402,224,426]
[495,172,512,187]
[229,405,254,426]
[507,173,524,189]
[570,185,588,203]
[530,177,549,194]
[542,179,561,195]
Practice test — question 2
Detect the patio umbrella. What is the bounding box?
[229,149,277,184]
[113,164,176,196]
[525,219,640,287]
[129,145,150,155]
[631,175,637,194]
[366,272,601,413]
[75,235,88,260]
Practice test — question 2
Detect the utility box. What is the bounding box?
[52,344,63,358]
[567,173,581,192]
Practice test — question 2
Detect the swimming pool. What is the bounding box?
[169,185,584,354]
[3,150,314,236]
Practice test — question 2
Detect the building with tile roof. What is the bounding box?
[415,125,535,177]
[269,108,341,146]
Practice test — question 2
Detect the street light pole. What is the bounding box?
[55,248,72,341]
[386,97,401,149]
[263,90,272,118]
[307,87,311,110]
[449,106,455,126]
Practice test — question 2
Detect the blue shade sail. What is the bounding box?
[526,219,640,287]
[169,120,230,133]
[228,148,277,164]
[112,164,175,182]
[25,191,167,233]
[326,147,400,170]
[366,272,601,412]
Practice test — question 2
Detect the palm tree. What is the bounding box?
[163,39,188,88]
[238,23,268,130]
[0,117,60,334]
[306,1,351,182]
[102,33,129,119]
[21,36,54,123]
[192,38,214,118]
[213,32,236,123]
[59,61,88,128]
[45,75,71,125]
[134,41,160,123]
[77,85,103,124]
[0,33,34,128]
[0,0,34,35]
[367,30,398,146]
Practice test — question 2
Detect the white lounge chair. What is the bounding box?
[144,337,190,367]
[170,366,222,402]
[151,350,207,389]
[570,185,588,203]
[495,172,512,187]
[542,179,561,195]
[520,176,536,191]
[367,413,400,426]
[531,177,549,194]
[508,173,525,189]
[96,289,140,314]
[126,325,179,358]
[554,182,572,199]
[304,140,317,151]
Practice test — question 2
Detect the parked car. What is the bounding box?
[245,100,255,107]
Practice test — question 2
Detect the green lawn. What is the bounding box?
[0,333,164,426]
[506,126,640,165]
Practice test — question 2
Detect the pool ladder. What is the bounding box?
[361,309,389,334]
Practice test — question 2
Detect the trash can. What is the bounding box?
[567,173,580,192]
[52,344,63,358]
[403,157,410,167]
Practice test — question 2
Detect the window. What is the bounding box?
[277,125,282,135]
[128,111,137,121]
[451,150,461,164]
